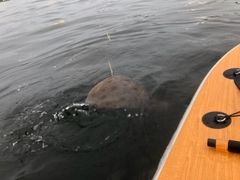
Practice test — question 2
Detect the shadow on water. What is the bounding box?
[0,49,221,180]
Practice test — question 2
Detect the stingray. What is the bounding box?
[85,63,149,109]
[85,75,149,109]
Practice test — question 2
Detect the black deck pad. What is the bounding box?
[202,111,231,129]
[223,68,240,89]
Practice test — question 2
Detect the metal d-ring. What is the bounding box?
[215,113,227,123]
[234,69,240,76]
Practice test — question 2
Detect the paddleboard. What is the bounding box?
[153,44,240,180]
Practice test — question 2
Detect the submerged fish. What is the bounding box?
[85,76,149,109]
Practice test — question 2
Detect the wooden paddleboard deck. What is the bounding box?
[153,45,240,180]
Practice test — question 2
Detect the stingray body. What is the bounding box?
[85,76,149,109]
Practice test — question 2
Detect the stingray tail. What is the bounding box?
[108,60,114,76]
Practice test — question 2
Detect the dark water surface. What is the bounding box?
[0,0,240,179]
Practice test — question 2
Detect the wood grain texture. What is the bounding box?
[157,45,240,180]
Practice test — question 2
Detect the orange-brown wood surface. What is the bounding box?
[157,45,240,180]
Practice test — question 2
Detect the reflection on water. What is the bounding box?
[0,0,240,179]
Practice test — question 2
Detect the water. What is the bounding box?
[0,0,240,179]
